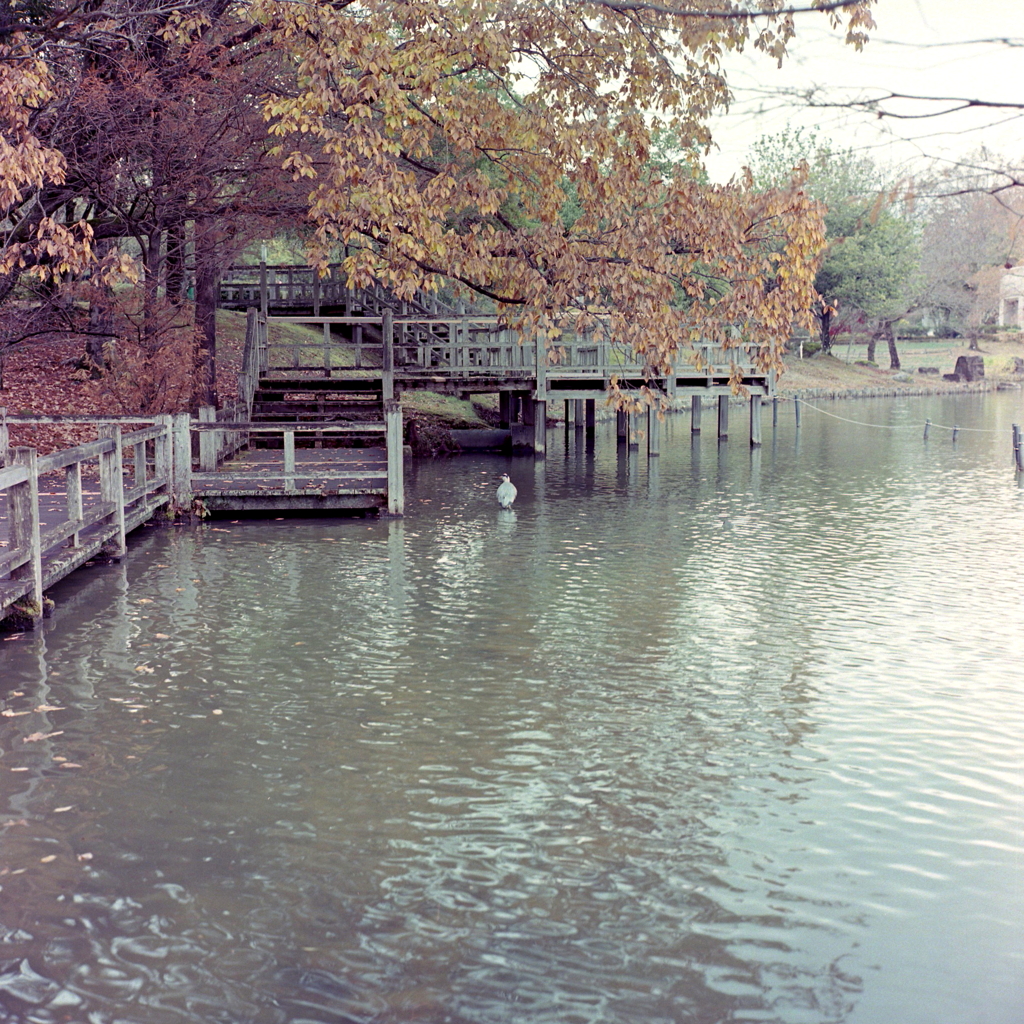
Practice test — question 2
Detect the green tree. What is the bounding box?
[749,129,920,362]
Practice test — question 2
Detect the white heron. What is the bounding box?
[496,473,517,508]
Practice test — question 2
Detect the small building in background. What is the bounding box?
[998,267,1024,328]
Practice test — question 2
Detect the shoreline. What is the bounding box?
[775,378,1019,402]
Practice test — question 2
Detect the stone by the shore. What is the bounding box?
[953,355,985,382]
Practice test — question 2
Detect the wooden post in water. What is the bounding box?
[132,437,146,491]
[628,411,640,449]
[573,399,584,429]
[750,395,762,447]
[772,397,778,429]
[617,409,628,441]
[1013,424,1023,471]
[534,329,546,403]
[283,430,295,490]
[198,406,217,472]
[717,395,729,440]
[691,395,701,434]
[585,399,596,435]
[533,399,547,457]
[385,399,405,515]
[499,391,512,429]
[66,455,82,548]
[794,398,801,428]
[382,309,394,402]
[11,447,43,623]
[648,406,661,457]
[952,425,959,443]
[171,412,192,510]
[924,418,931,440]
[156,416,172,499]
[97,424,126,556]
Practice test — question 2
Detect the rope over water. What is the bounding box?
[793,398,1007,434]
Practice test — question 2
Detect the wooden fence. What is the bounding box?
[252,309,761,386]
[0,416,172,625]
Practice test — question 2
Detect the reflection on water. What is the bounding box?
[1,392,1023,1023]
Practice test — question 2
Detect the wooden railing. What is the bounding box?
[220,265,459,320]
[0,418,172,621]
[185,416,402,514]
[223,268,766,384]
[255,310,761,384]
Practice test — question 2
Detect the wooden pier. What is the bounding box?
[1,271,776,628]
[218,264,775,467]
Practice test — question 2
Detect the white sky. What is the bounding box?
[703,0,1024,182]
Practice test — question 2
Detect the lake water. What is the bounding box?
[1,392,1022,1024]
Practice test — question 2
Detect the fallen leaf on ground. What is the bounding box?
[40,855,57,863]
[211,709,223,715]
[53,806,73,813]
[2,710,30,717]
[34,705,64,713]
[154,633,170,639]
[76,852,93,861]
[59,763,82,769]
[137,599,154,604]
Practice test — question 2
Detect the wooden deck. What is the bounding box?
[192,447,388,512]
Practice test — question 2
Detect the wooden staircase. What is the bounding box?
[249,377,386,448]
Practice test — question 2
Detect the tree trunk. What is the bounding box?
[86,304,113,375]
[141,230,163,351]
[165,218,187,305]
[193,222,219,408]
[86,238,115,375]
[818,307,832,354]
[884,323,900,370]
[866,334,877,363]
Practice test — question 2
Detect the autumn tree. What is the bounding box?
[0,0,308,407]
[3,0,877,408]
[256,0,875,400]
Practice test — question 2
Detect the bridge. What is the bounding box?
[218,263,775,470]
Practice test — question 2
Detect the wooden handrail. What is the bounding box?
[0,422,174,626]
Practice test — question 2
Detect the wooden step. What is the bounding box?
[256,377,382,393]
